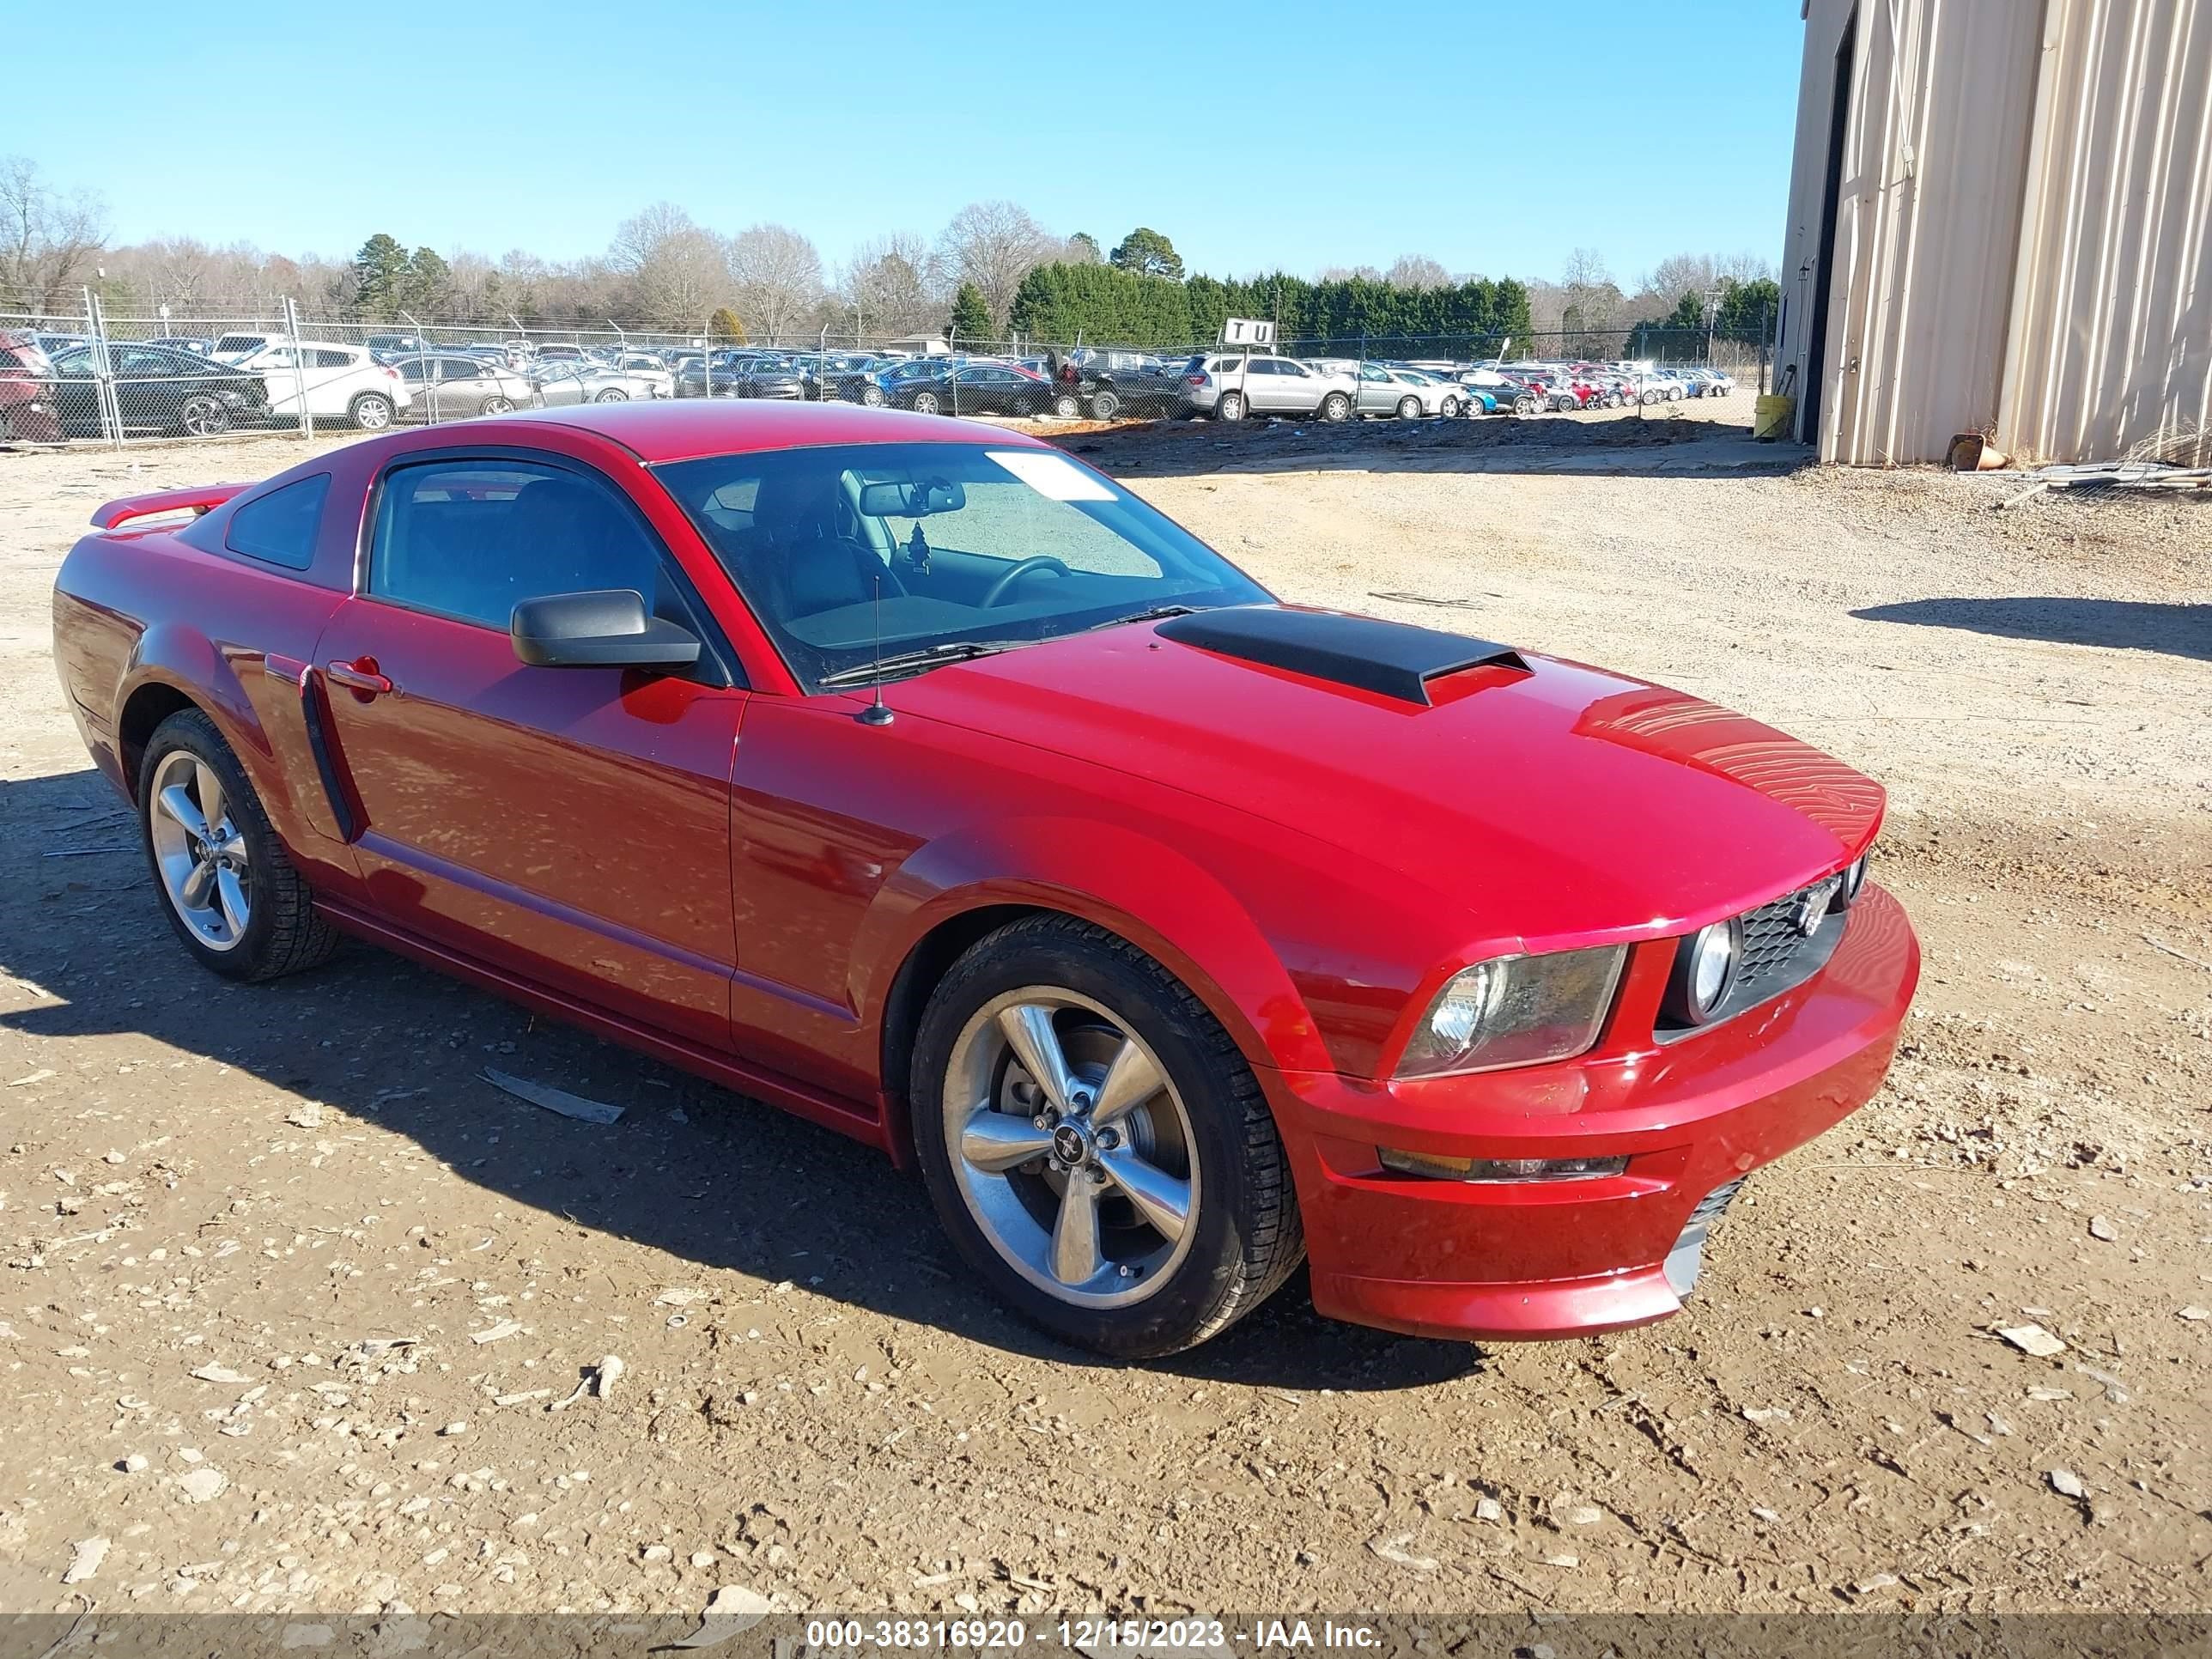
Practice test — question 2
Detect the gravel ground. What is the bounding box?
[0,410,2205,1620]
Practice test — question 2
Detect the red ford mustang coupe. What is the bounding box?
[52,402,1917,1357]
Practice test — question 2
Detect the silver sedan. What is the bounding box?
[529,362,667,407]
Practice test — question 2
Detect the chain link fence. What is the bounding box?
[0,291,1772,448]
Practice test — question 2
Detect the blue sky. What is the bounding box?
[17,0,1806,286]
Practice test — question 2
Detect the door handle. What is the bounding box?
[325,658,392,697]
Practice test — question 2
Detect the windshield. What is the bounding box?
[656,441,1269,692]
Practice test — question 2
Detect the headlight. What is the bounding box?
[1396,945,1627,1078]
[1836,851,1869,908]
[1665,917,1744,1027]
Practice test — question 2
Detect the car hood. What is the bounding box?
[888,611,1883,947]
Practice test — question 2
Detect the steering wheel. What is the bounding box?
[980,555,1073,608]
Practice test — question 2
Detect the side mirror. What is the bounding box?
[510,589,701,671]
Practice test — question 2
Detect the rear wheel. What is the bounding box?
[1440,395,1463,417]
[348,392,394,430]
[593,388,629,404]
[860,384,886,407]
[1089,390,1121,421]
[1640,389,1661,405]
[1053,392,1081,418]
[1513,394,1538,416]
[1395,395,1422,420]
[1216,391,1245,422]
[480,395,514,416]
[1320,391,1352,422]
[911,915,1303,1358]
[138,709,337,982]
[911,390,941,416]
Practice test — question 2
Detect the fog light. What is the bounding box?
[1379,1148,1630,1182]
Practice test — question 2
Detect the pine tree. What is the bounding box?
[947,281,992,343]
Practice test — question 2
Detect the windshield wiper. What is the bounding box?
[816,639,1031,689]
[1088,604,1199,632]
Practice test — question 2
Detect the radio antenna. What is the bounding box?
[856,573,894,726]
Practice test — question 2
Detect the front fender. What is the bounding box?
[850,814,1337,1078]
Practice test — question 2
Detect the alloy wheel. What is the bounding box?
[942,987,1199,1308]
[179,396,228,436]
[147,750,251,951]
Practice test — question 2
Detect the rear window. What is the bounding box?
[222,474,331,571]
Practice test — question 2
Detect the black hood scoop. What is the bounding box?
[1155,606,1525,707]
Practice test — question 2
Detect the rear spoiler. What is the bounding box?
[90,483,251,530]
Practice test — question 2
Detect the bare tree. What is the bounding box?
[838,232,947,338]
[937,201,1058,330]
[726,223,823,343]
[1559,247,1622,351]
[1316,264,1383,283]
[0,155,107,315]
[606,204,732,330]
[1385,253,1451,289]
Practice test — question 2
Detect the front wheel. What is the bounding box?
[1088,390,1121,421]
[1395,395,1422,420]
[176,394,230,437]
[1440,395,1462,417]
[348,392,394,430]
[593,388,629,404]
[479,395,514,416]
[1319,391,1352,422]
[860,384,886,407]
[138,709,337,981]
[911,915,1303,1358]
[1513,395,1537,416]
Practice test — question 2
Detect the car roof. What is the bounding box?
[487,398,1058,463]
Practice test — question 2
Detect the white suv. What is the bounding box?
[234,341,415,429]
[1184,353,1357,422]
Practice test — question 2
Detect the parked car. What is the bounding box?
[46,342,273,436]
[889,362,1054,416]
[1185,353,1357,422]
[232,340,414,430]
[1453,368,1541,415]
[0,330,64,442]
[1383,368,1470,417]
[610,352,678,397]
[364,333,424,357]
[1066,354,1195,421]
[52,400,1917,1357]
[395,355,538,418]
[705,360,806,402]
[529,361,667,407]
[1347,364,1454,419]
[145,337,216,356]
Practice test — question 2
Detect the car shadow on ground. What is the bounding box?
[1040,411,1813,483]
[1851,596,2212,662]
[0,766,1482,1391]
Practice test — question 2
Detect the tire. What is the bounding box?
[137,709,338,983]
[480,395,514,416]
[348,392,394,430]
[593,388,629,404]
[176,394,230,437]
[1215,391,1245,422]
[1513,395,1537,416]
[1640,389,1660,405]
[1320,392,1352,422]
[860,385,886,408]
[1440,396,1462,417]
[910,914,1303,1358]
[1089,390,1121,421]
[1666,386,1682,401]
[1395,395,1422,420]
[1604,392,1623,410]
[1054,393,1081,418]
[911,391,940,416]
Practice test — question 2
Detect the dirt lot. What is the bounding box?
[0,409,2206,1620]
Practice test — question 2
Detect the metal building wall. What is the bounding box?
[1781,0,2212,465]
[1808,0,2045,463]
[1997,0,2212,464]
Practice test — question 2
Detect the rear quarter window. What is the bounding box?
[222,474,331,570]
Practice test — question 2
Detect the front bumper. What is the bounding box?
[1261,884,1919,1342]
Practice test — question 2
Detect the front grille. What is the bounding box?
[1736,876,1838,994]
[1654,875,1849,1041]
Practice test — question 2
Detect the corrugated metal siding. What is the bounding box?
[1820,0,2044,464]
[1784,0,2211,465]
[1997,0,2212,463]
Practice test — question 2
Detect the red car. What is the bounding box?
[51,403,1917,1357]
[0,330,63,443]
